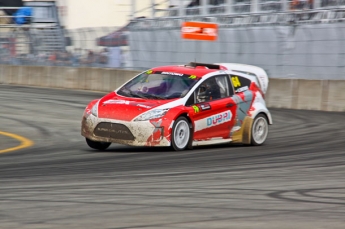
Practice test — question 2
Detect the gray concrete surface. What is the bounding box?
[0,85,344,229]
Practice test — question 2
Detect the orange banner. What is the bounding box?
[181,21,218,41]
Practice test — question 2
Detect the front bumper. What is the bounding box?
[81,114,170,147]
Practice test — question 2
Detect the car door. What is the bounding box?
[229,74,254,128]
[186,75,237,141]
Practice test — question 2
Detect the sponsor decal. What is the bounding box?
[146,69,153,74]
[181,21,218,41]
[103,100,129,105]
[192,105,200,113]
[207,111,231,127]
[161,72,183,76]
[97,127,129,135]
[235,86,249,93]
[231,76,241,88]
[154,71,193,78]
[200,103,211,111]
[103,100,152,109]
[136,104,152,109]
[192,103,210,113]
[194,110,233,131]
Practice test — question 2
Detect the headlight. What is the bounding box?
[134,109,169,121]
[91,102,99,117]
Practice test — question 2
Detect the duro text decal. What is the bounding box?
[194,110,232,132]
[207,111,231,126]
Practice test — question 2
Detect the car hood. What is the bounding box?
[97,93,174,121]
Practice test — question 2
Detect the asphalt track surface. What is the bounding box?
[0,85,344,229]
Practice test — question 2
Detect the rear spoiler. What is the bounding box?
[216,63,269,94]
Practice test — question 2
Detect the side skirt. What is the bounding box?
[192,138,232,146]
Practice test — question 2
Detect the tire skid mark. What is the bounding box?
[267,187,345,206]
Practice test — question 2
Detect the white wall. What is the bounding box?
[57,0,169,29]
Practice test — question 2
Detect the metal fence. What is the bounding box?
[0,26,129,68]
[153,0,345,17]
[0,4,66,66]
[2,7,345,79]
[128,8,345,79]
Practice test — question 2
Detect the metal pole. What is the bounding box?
[200,0,207,15]
[251,0,259,13]
[282,0,289,12]
[314,0,321,8]
[151,0,156,18]
[131,0,136,19]
[227,0,233,14]
[178,0,184,17]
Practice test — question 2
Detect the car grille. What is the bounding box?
[94,122,135,141]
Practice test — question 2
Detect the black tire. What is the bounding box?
[171,116,192,151]
[251,114,269,146]
[86,138,111,151]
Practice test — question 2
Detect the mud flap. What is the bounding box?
[231,116,253,145]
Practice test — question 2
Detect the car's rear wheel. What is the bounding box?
[251,114,268,146]
[171,117,191,151]
[86,138,111,151]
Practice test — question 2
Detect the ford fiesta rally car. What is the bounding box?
[81,62,272,151]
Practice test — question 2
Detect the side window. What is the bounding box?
[195,75,230,103]
[230,75,251,94]
[215,75,233,97]
[185,92,195,106]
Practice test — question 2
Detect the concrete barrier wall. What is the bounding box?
[0,65,139,92]
[1,65,344,112]
[266,79,345,112]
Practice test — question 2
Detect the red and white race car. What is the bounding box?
[81,62,272,151]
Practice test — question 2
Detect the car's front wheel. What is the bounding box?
[251,114,269,146]
[171,116,192,151]
[86,138,111,151]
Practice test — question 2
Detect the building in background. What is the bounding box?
[56,0,170,29]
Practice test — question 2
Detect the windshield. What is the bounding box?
[117,70,200,100]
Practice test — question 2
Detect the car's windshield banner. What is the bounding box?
[149,71,198,79]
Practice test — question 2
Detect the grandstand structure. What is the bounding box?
[124,0,345,31]
[1,0,345,73]
[0,0,65,64]
[128,1,345,79]
[136,0,345,18]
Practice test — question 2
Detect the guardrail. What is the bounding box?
[0,65,344,112]
[152,0,345,18]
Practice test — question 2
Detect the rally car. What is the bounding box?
[81,62,272,151]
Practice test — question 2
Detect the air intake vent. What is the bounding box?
[186,62,221,69]
[94,123,135,141]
